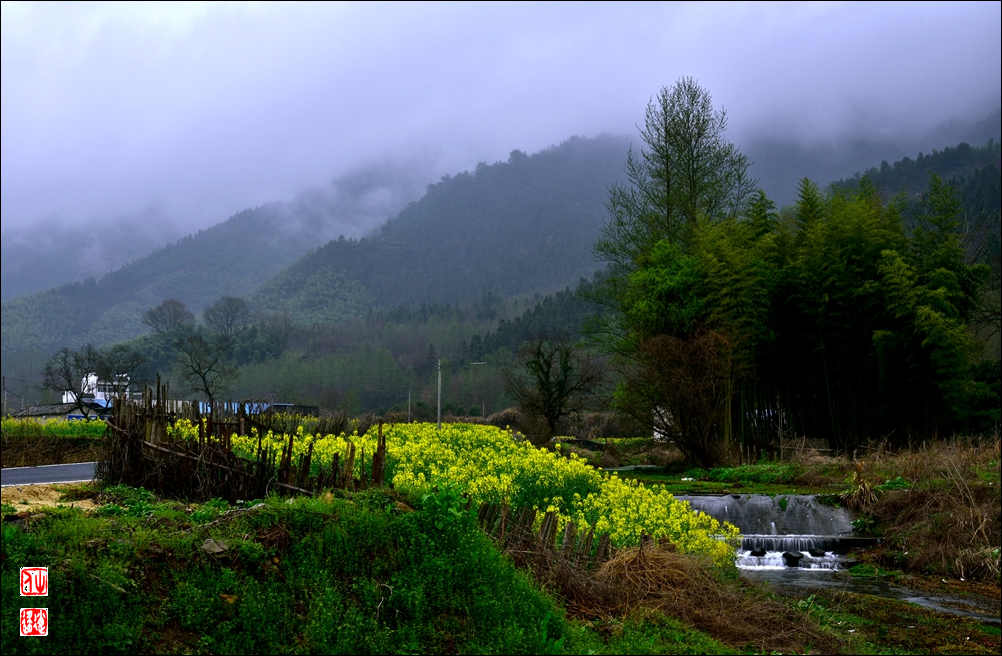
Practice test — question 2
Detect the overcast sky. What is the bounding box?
[2,1,999,235]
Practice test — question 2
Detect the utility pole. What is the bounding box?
[437,359,442,430]
[407,390,411,423]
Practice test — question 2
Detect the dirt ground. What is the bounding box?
[1,483,100,512]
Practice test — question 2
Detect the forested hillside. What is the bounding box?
[835,139,1001,200]
[251,136,630,322]
[1,136,630,360]
[1,203,345,357]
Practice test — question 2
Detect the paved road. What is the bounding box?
[1,462,97,487]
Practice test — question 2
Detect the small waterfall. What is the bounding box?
[742,536,841,552]
[677,494,856,570]
[677,494,854,535]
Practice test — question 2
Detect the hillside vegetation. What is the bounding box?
[1,136,629,360]
[1,203,347,357]
[252,136,629,321]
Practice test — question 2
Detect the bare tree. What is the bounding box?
[142,299,195,336]
[203,296,249,343]
[41,344,104,416]
[171,334,238,405]
[614,330,733,467]
[96,344,149,399]
[501,334,602,444]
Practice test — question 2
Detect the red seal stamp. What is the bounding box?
[20,608,48,636]
[20,567,48,596]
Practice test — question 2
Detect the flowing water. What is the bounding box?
[676,494,857,571]
[676,494,1000,623]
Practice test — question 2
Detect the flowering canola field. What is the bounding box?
[2,416,108,438]
[168,420,739,564]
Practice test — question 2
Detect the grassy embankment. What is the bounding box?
[0,484,747,655]
[5,483,1001,655]
[1,418,106,468]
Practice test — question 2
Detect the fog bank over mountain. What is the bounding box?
[748,109,1002,206]
[1,157,437,301]
[3,3,997,241]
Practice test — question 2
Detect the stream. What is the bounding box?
[676,494,1000,624]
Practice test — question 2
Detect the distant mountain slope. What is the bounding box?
[252,135,630,322]
[750,108,1001,206]
[834,139,1001,198]
[0,205,305,356]
[1,215,182,302]
[1,136,629,358]
[0,160,430,302]
[1,163,431,358]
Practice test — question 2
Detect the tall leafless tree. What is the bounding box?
[501,334,602,444]
[142,299,195,336]
[96,344,149,399]
[41,344,104,416]
[203,296,249,343]
[171,334,238,405]
[614,329,733,467]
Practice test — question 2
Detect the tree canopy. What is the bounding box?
[593,80,997,465]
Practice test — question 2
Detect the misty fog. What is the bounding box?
[2,2,999,298]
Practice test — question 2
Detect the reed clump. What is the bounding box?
[860,438,1001,581]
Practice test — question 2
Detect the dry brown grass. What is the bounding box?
[592,547,845,654]
[506,537,845,654]
[1,483,101,512]
[858,438,1001,581]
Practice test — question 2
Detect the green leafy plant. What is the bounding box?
[190,498,229,523]
[875,476,911,491]
[851,515,877,534]
[420,485,470,530]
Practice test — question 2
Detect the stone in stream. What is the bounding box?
[808,547,827,558]
[750,548,768,557]
[782,551,804,567]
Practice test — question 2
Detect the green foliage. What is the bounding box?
[603,162,995,456]
[874,476,912,491]
[704,463,802,485]
[851,516,878,534]
[420,485,472,531]
[254,136,628,323]
[189,498,230,524]
[564,614,734,655]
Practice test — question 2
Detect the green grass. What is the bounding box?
[793,590,1001,655]
[618,462,840,495]
[1,486,732,655]
[1,417,107,439]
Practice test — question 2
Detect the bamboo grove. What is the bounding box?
[591,79,999,465]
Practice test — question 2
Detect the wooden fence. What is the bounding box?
[98,382,385,502]
[475,503,615,568]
